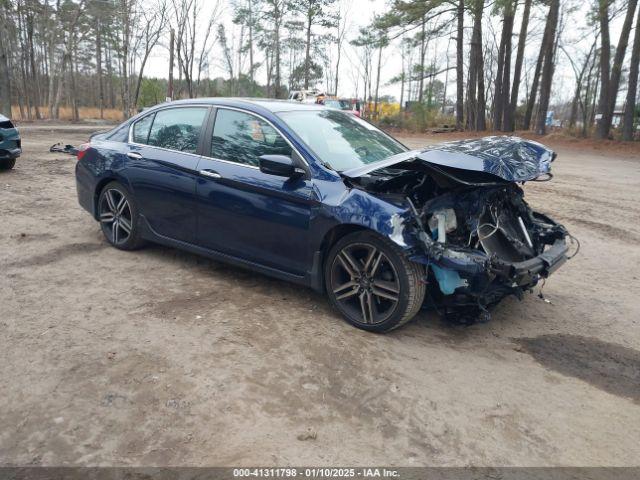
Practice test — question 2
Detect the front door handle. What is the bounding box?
[127,151,142,160]
[199,169,222,179]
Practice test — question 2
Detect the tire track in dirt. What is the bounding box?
[552,215,640,244]
[516,334,640,404]
[3,242,107,269]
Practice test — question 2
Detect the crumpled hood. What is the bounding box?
[342,136,556,183]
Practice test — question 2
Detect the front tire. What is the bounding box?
[98,181,145,250]
[0,158,16,170]
[324,231,426,332]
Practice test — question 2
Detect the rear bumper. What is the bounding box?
[75,161,97,217]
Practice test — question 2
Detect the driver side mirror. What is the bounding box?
[258,155,304,178]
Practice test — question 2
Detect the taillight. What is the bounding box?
[77,143,90,161]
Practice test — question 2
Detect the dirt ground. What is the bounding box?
[1,124,640,467]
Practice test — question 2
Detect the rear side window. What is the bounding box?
[147,107,207,153]
[132,114,154,144]
[108,123,131,142]
[211,109,292,167]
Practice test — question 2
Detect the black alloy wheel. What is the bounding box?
[98,182,144,250]
[325,231,425,332]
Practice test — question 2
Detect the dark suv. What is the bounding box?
[0,114,21,170]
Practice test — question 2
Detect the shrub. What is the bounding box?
[377,104,455,133]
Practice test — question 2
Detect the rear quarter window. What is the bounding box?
[108,123,131,142]
[147,107,208,153]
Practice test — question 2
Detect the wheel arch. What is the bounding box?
[320,226,427,332]
[92,175,131,220]
[319,224,368,258]
[310,224,373,292]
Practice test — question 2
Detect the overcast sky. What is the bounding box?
[144,0,627,105]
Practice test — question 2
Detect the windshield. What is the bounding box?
[324,100,342,109]
[277,110,407,171]
[324,99,351,110]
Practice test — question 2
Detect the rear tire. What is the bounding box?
[0,158,16,170]
[324,230,425,333]
[98,181,145,250]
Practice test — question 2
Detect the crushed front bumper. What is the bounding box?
[490,239,568,283]
[412,236,570,313]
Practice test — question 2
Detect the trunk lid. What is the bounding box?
[342,136,556,183]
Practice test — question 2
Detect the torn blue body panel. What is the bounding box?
[312,179,419,251]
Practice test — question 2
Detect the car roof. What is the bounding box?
[159,97,327,114]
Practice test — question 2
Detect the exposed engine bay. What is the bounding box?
[343,137,578,323]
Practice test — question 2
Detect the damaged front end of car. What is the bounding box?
[342,136,576,323]
[406,183,571,322]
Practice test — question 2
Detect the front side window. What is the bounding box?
[131,114,154,144]
[277,110,406,171]
[211,109,292,167]
[147,107,207,153]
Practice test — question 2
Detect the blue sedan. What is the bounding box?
[75,98,573,331]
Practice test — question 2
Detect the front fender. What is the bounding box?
[311,180,419,253]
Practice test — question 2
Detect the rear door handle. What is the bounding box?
[199,169,222,179]
[127,151,142,159]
